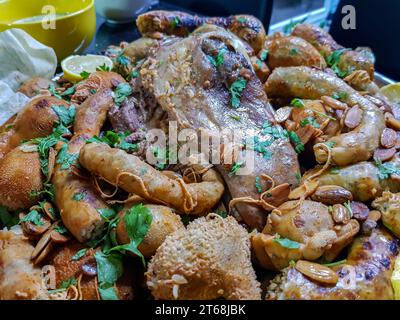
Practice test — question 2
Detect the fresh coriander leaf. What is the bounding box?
[273,237,300,249]
[29,183,55,201]
[20,210,44,226]
[237,17,247,23]
[312,109,336,121]
[332,92,348,101]
[291,98,305,108]
[60,277,78,289]
[96,63,111,72]
[48,84,62,99]
[114,83,132,106]
[72,192,86,202]
[98,208,117,221]
[376,160,400,180]
[283,17,307,34]
[300,116,320,128]
[170,16,181,29]
[127,70,139,81]
[288,131,305,154]
[330,166,340,174]
[54,225,68,235]
[95,251,124,286]
[80,71,91,79]
[0,207,18,228]
[324,141,336,148]
[255,176,263,193]
[116,54,130,67]
[229,78,247,108]
[108,204,152,264]
[72,248,87,261]
[326,49,350,78]
[215,210,228,218]
[229,162,244,177]
[56,144,79,170]
[98,285,120,300]
[60,86,76,98]
[119,140,138,153]
[90,89,97,94]
[290,48,299,55]
[295,172,301,184]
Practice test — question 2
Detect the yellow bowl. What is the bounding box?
[0,0,96,61]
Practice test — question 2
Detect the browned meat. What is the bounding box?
[47,241,135,300]
[265,35,326,70]
[18,77,57,98]
[140,26,300,229]
[108,96,145,133]
[292,24,375,79]
[0,229,49,300]
[267,228,399,300]
[136,10,266,53]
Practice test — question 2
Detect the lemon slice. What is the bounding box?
[380,83,400,104]
[392,254,400,300]
[61,55,113,82]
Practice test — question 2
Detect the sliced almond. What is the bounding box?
[311,185,353,205]
[275,107,292,123]
[385,112,400,130]
[47,147,57,181]
[344,105,362,129]
[50,229,70,244]
[350,201,369,221]
[42,202,56,221]
[368,210,382,222]
[331,204,351,224]
[381,128,397,149]
[373,147,396,162]
[295,260,338,284]
[34,241,54,265]
[321,96,348,110]
[31,229,52,260]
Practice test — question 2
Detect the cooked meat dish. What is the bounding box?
[1,10,399,300]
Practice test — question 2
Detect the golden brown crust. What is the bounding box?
[17,78,56,98]
[146,215,261,300]
[0,146,43,210]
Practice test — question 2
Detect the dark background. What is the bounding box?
[92,0,399,80]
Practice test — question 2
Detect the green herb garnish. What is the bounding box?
[300,116,320,128]
[72,249,87,261]
[273,237,300,249]
[291,98,305,108]
[80,71,91,79]
[229,78,247,108]
[229,162,244,177]
[20,210,44,226]
[72,192,86,202]
[113,83,132,106]
[56,144,79,170]
[97,63,111,72]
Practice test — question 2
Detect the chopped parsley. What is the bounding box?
[255,176,263,193]
[127,70,139,81]
[80,71,91,79]
[71,248,87,261]
[72,192,86,202]
[87,131,137,153]
[246,136,273,159]
[332,91,348,101]
[96,63,111,72]
[94,251,123,300]
[29,183,56,201]
[295,172,302,184]
[330,166,340,174]
[49,277,78,293]
[283,17,307,34]
[291,98,305,108]
[56,144,79,170]
[20,210,44,226]
[106,204,152,264]
[288,131,305,154]
[323,259,347,267]
[208,47,227,67]
[171,16,181,29]
[113,83,132,106]
[215,210,228,218]
[116,54,130,67]
[48,84,62,99]
[273,236,300,249]
[237,17,247,23]
[376,160,400,180]
[229,114,241,121]
[290,48,299,55]
[60,86,76,99]
[300,116,320,128]
[259,49,269,61]
[326,49,350,78]
[324,141,336,148]
[229,162,244,177]
[54,224,68,235]
[229,78,247,108]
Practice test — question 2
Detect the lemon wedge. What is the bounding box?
[61,55,113,82]
[380,83,400,104]
[392,254,400,300]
